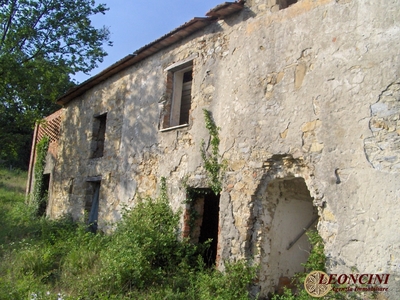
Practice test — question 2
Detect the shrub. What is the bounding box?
[0,173,257,299]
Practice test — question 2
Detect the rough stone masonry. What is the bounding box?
[32,0,400,298]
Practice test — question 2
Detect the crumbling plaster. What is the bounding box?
[49,0,400,297]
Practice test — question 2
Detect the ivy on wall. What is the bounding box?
[182,109,226,237]
[159,176,168,203]
[31,136,50,216]
[200,109,225,195]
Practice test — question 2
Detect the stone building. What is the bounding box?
[28,0,400,297]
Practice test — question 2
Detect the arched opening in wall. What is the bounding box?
[260,177,318,295]
[183,189,220,267]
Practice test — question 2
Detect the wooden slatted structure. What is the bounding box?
[37,113,62,143]
[26,109,63,197]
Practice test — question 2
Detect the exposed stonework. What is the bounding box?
[246,155,319,296]
[30,0,400,298]
[364,82,400,173]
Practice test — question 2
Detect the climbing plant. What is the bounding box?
[181,110,225,236]
[159,176,169,203]
[31,136,50,216]
[200,109,225,195]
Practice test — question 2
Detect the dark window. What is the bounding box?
[91,113,107,158]
[279,0,297,9]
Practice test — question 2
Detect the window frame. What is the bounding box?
[170,65,193,127]
[161,55,197,131]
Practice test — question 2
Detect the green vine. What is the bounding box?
[31,136,50,216]
[179,110,225,237]
[159,176,168,203]
[201,109,225,195]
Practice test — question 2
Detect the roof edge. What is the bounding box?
[57,1,245,105]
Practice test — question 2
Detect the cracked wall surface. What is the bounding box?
[364,82,400,173]
[48,0,400,298]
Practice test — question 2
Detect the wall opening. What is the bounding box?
[178,70,193,125]
[85,181,101,233]
[259,177,318,296]
[279,0,298,9]
[162,59,193,129]
[91,113,107,158]
[37,173,50,216]
[184,189,220,267]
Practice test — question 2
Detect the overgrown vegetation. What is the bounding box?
[0,170,256,299]
[200,109,226,195]
[181,110,226,239]
[30,136,50,216]
[271,231,375,300]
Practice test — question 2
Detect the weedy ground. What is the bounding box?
[0,168,256,300]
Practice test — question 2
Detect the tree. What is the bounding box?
[0,0,111,168]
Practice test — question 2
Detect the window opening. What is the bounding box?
[179,70,193,125]
[163,61,193,129]
[279,0,298,9]
[91,113,107,158]
[85,181,100,233]
[185,189,220,267]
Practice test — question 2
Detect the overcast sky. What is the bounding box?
[73,0,223,83]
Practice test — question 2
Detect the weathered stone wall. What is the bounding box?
[50,0,400,297]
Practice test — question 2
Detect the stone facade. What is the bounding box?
[37,0,400,298]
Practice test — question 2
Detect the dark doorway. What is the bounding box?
[38,173,50,216]
[197,191,220,267]
[85,181,100,233]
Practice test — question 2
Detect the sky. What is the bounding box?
[73,0,223,83]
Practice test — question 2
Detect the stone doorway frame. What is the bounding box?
[248,154,322,297]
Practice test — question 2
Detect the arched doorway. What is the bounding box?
[258,177,318,296]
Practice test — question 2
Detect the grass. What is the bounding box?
[0,167,27,193]
[0,169,257,299]
[0,168,33,249]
